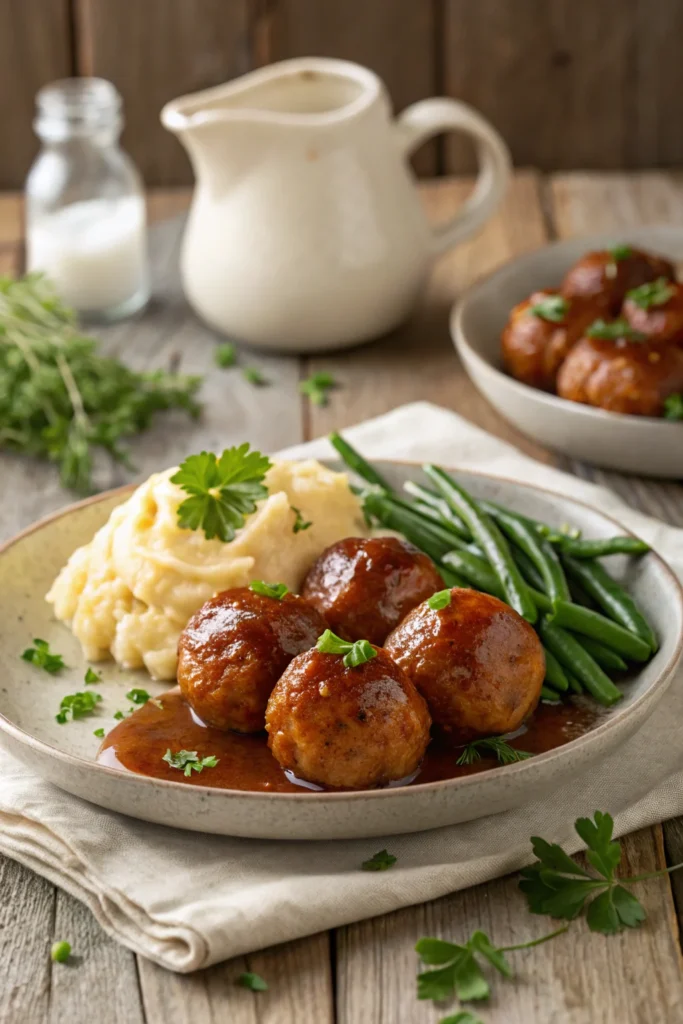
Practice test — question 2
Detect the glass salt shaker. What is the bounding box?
[25,78,150,322]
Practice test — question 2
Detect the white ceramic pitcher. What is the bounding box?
[162,58,510,353]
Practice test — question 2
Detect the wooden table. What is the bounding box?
[2,172,683,1023]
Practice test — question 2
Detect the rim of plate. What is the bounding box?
[1,461,681,803]
[451,231,683,429]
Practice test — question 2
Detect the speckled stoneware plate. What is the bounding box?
[0,460,681,841]
[451,225,683,477]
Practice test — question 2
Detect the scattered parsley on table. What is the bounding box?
[237,971,268,991]
[299,372,337,406]
[362,849,397,872]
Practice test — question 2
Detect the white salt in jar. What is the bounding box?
[25,78,150,322]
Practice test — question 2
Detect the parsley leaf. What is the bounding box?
[93,727,105,738]
[162,749,219,777]
[291,506,312,533]
[56,690,102,724]
[242,367,268,386]
[428,589,452,611]
[626,277,675,309]
[299,372,337,406]
[113,710,128,721]
[214,343,236,368]
[315,629,378,668]
[171,444,271,542]
[456,737,533,766]
[84,667,101,684]
[249,580,290,600]
[529,295,569,323]
[21,638,65,674]
[608,244,632,261]
[361,849,397,871]
[664,393,683,421]
[126,688,150,705]
[586,318,646,342]
[237,971,268,991]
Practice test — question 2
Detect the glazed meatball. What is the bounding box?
[301,536,444,646]
[177,587,327,733]
[266,646,431,789]
[561,248,675,315]
[384,588,544,743]
[501,290,599,390]
[622,279,683,345]
[556,333,683,416]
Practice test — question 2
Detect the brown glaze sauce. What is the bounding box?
[97,689,603,793]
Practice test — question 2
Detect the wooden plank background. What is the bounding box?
[4,0,683,188]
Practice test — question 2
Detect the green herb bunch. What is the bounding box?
[0,274,202,493]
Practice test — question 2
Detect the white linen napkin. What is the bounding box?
[1,401,683,973]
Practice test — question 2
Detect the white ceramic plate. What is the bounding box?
[451,225,683,477]
[0,460,681,840]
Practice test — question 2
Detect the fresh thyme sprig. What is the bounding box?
[456,737,533,766]
[0,274,202,493]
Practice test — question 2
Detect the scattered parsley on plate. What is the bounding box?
[663,393,683,421]
[126,688,151,705]
[249,580,290,600]
[428,589,452,611]
[84,667,101,684]
[528,295,569,323]
[291,506,312,533]
[93,728,105,739]
[56,690,102,724]
[586,318,646,342]
[626,277,675,309]
[171,444,271,542]
[456,737,532,766]
[316,629,377,668]
[22,639,65,674]
[162,749,219,777]
[362,849,397,872]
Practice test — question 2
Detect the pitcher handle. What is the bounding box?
[396,98,511,255]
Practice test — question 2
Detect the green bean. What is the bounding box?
[543,647,569,692]
[562,553,658,652]
[512,546,546,592]
[565,669,584,695]
[549,600,651,662]
[538,618,623,707]
[412,499,472,542]
[362,492,455,562]
[404,482,472,539]
[439,564,470,589]
[567,577,599,610]
[489,506,571,604]
[442,549,505,599]
[559,536,650,559]
[579,636,628,673]
[476,497,565,544]
[541,686,562,703]
[328,432,391,491]
[424,465,537,624]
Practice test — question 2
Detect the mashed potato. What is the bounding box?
[47,459,368,680]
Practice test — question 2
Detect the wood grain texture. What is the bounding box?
[138,932,333,1024]
[443,0,631,173]
[74,0,250,185]
[336,830,683,1023]
[305,170,555,466]
[268,0,438,175]
[0,859,54,1024]
[0,0,72,190]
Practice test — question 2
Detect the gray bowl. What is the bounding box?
[452,225,683,477]
[0,460,681,840]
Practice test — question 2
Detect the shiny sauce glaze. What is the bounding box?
[97,689,603,793]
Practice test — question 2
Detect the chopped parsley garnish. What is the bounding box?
[162,749,219,777]
[428,589,452,611]
[291,506,312,533]
[299,371,336,406]
[456,737,532,766]
[242,367,268,387]
[664,393,683,421]
[171,444,271,542]
[237,971,268,991]
[249,580,290,600]
[56,690,102,724]
[626,277,675,309]
[21,639,65,674]
[608,244,632,261]
[126,688,151,705]
[586,318,646,342]
[51,941,72,963]
[316,629,378,668]
[93,728,105,738]
[362,849,397,871]
[529,295,569,323]
[84,667,101,684]
[214,343,236,368]
[113,710,127,721]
